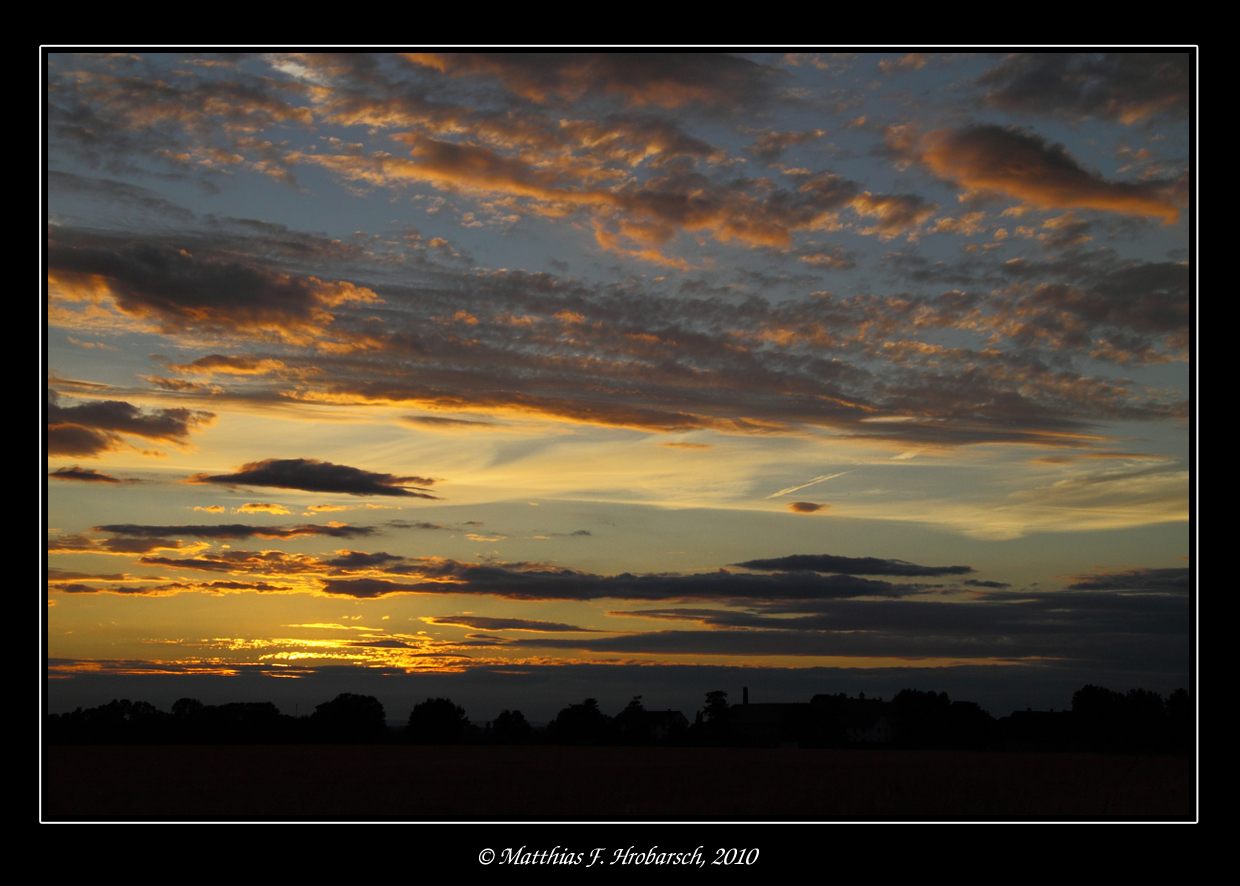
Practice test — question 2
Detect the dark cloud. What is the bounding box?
[388,520,449,531]
[47,392,208,439]
[48,568,136,582]
[47,232,377,342]
[323,550,405,569]
[1030,261,1189,335]
[558,113,723,164]
[96,522,376,540]
[787,502,826,513]
[192,580,293,592]
[49,466,123,483]
[47,56,309,182]
[731,554,973,577]
[54,236,1185,446]
[405,52,783,109]
[849,192,937,238]
[58,583,166,595]
[797,246,856,270]
[424,616,600,633]
[95,253,1177,445]
[45,56,1189,458]
[876,249,1187,363]
[504,619,1184,665]
[344,638,417,649]
[145,376,210,392]
[1046,213,1096,248]
[48,170,195,219]
[745,129,826,164]
[979,53,1190,124]
[47,389,213,456]
[293,124,931,253]
[138,550,323,573]
[315,577,408,599]
[879,252,984,287]
[186,458,439,498]
[317,560,916,601]
[47,533,106,553]
[879,53,927,76]
[963,579,1012,589]
[46,423,118,458]
[55,578,295,595]
[1062,567,1189,593]
[517,584,1189,665]
[198,215,372,265]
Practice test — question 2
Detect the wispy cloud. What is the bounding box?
[767,472,848,498]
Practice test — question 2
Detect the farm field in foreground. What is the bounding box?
[42,746,1194,821]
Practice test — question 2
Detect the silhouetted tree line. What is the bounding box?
[45,693,387,745]
[401,695,688,746]
[996,684,1192,754]
[45,684,1192,752]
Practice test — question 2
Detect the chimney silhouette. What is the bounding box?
[743,686,749,705]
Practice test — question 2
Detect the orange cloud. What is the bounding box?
[47,235,381,347]
[402,53,779,108]
[879,53,927,75]
[171,355,289,376]
[916,125,1181,223]
[236,503,292,515]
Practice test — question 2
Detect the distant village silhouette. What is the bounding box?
[46,684,1192,754]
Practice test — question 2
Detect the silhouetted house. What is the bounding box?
[729,688,832,747]
[725,689,897,747]
[803,694,893,746]
[643,709,689,741]
[844,708,892,745]
[730,702,814,746]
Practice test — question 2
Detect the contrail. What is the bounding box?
[766,472,849,498]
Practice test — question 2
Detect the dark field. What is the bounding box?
[43,745,1194,821]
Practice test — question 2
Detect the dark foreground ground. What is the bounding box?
[42,745,1194,821]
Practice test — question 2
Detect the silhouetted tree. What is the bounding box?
[1073,684,1124,718]
[406,697,470,744]
[703,691,728,723]
[206,702,294,743]
[946,700,995,749]
[1072,684,1125,750]
[547,698,612,745]
[490,709,534,744]
[807,693,850,747]
[1166,688,1192,752]
[614,695,648,744]
[1070,684,1185,752]
[172,697,204,721]
[1166,687,1189,718]
[48,698,173,743]
[696,690,730,744]
[311,693,388,743]
[1126,687,1177,752]
[891,688,951,747]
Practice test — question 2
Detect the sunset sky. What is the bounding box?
[45,51,1193,721]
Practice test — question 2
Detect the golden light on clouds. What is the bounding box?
[45,52,1191,716]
